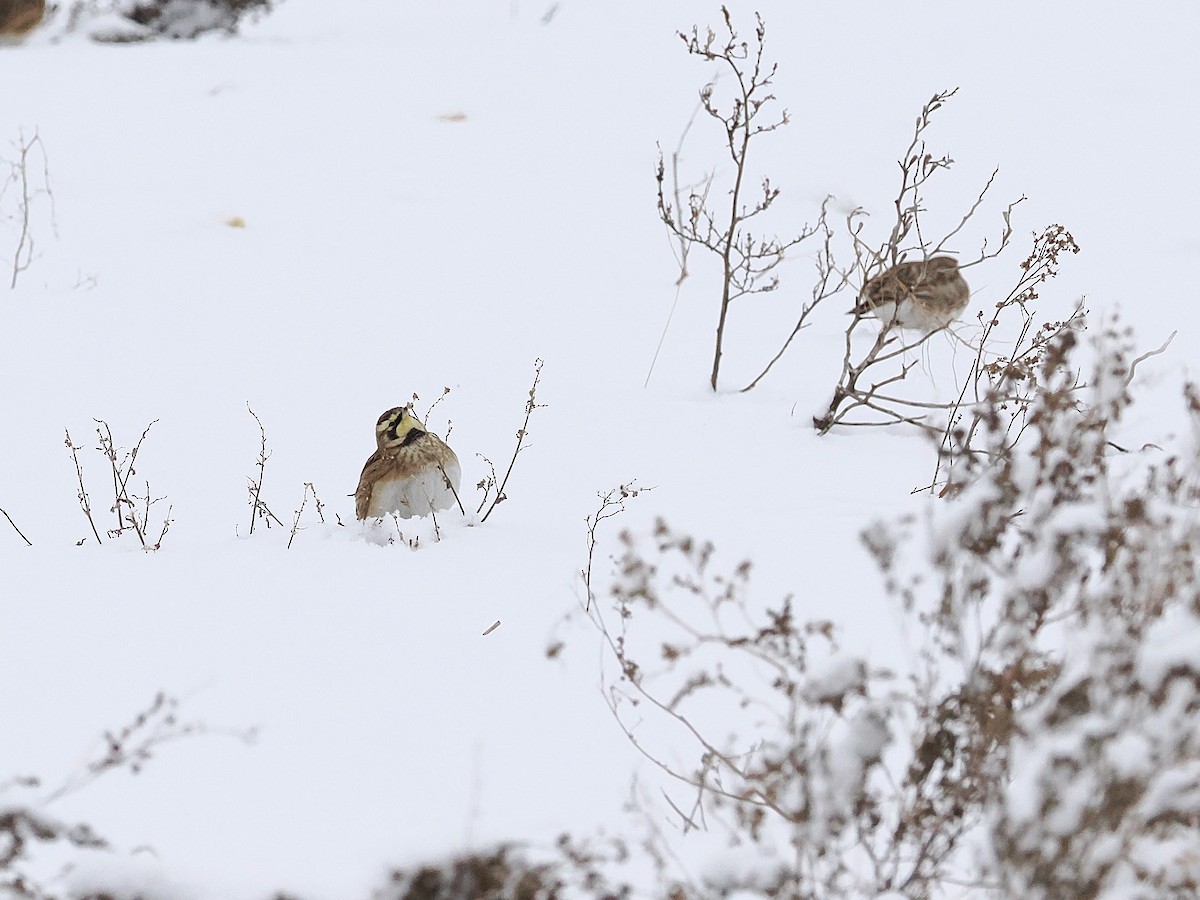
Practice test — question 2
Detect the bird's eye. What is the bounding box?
[377,407,405,428]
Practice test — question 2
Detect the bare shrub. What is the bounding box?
[244,405,336,545]
[65,418,172,550]
[44,691,254,802]
[655,8,832,392]
[813,90,1057,437]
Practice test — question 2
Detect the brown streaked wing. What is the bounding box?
[355,450,385,520]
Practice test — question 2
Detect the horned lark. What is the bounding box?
[855,256,970,332]
[0,0,45,38]
[355,405,461,520]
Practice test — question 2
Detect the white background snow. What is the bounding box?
[2,0,1199,896]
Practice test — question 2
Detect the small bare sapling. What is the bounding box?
[656,8,828,391]
[286,482,326,550]
[475,358,545,523]
[2,129,55,290]
[64,418,172,550]
[245,403,285,534]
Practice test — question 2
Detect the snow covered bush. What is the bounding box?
[0,798,108,899]
[373,836,641,900]
[373,845,566,900]
[938,320,1200,897]
[577,317,1198,897]
[581,513,937,897]
[53,0,277,41]
[861,317,1200,897]
[122,0,272,37]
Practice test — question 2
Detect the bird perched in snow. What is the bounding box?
[854,256,970,332]
[355,405,461,520]
[0,0,45,38]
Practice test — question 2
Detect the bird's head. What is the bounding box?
[375,404,426,450]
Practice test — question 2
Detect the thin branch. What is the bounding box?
[287,482,325,549]
[7,130,54,290]
[245,403,284,532]
[480,359,545,524]
[439,464,466,516]
[0,506,32,546]
[1125,330,1175,388]
[65,428,103,545]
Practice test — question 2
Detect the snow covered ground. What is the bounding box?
[2,0,1199,896]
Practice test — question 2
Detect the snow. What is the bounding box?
[2,0,1200,897]
[805,654,867,707]
[1139,604,1200,687]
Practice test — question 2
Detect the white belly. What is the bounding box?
[872,298,954,332]
[368,458,461,519]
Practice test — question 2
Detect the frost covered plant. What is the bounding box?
[873,317,1200,897]
[582,513,912,897]
[0,798,107,898]
[928,223,1086,492]
[123,0,274,36]
[577,318,1195,897]
[374,836,639,900]
[56,0,277,41]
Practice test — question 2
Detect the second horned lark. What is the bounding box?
[0,0,44,38]
[855,256,970,332]
[355,405,461,520]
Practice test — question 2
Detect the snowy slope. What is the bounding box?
[2,0,1199,896]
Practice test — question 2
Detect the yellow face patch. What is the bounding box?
[376,405,423,446]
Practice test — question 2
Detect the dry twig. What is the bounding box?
[478,358,545,523]
[0,505,31,546]
[246,403,285,533]
[4,129,55,290]
[286,481,326,549]
[64,428,103,545]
